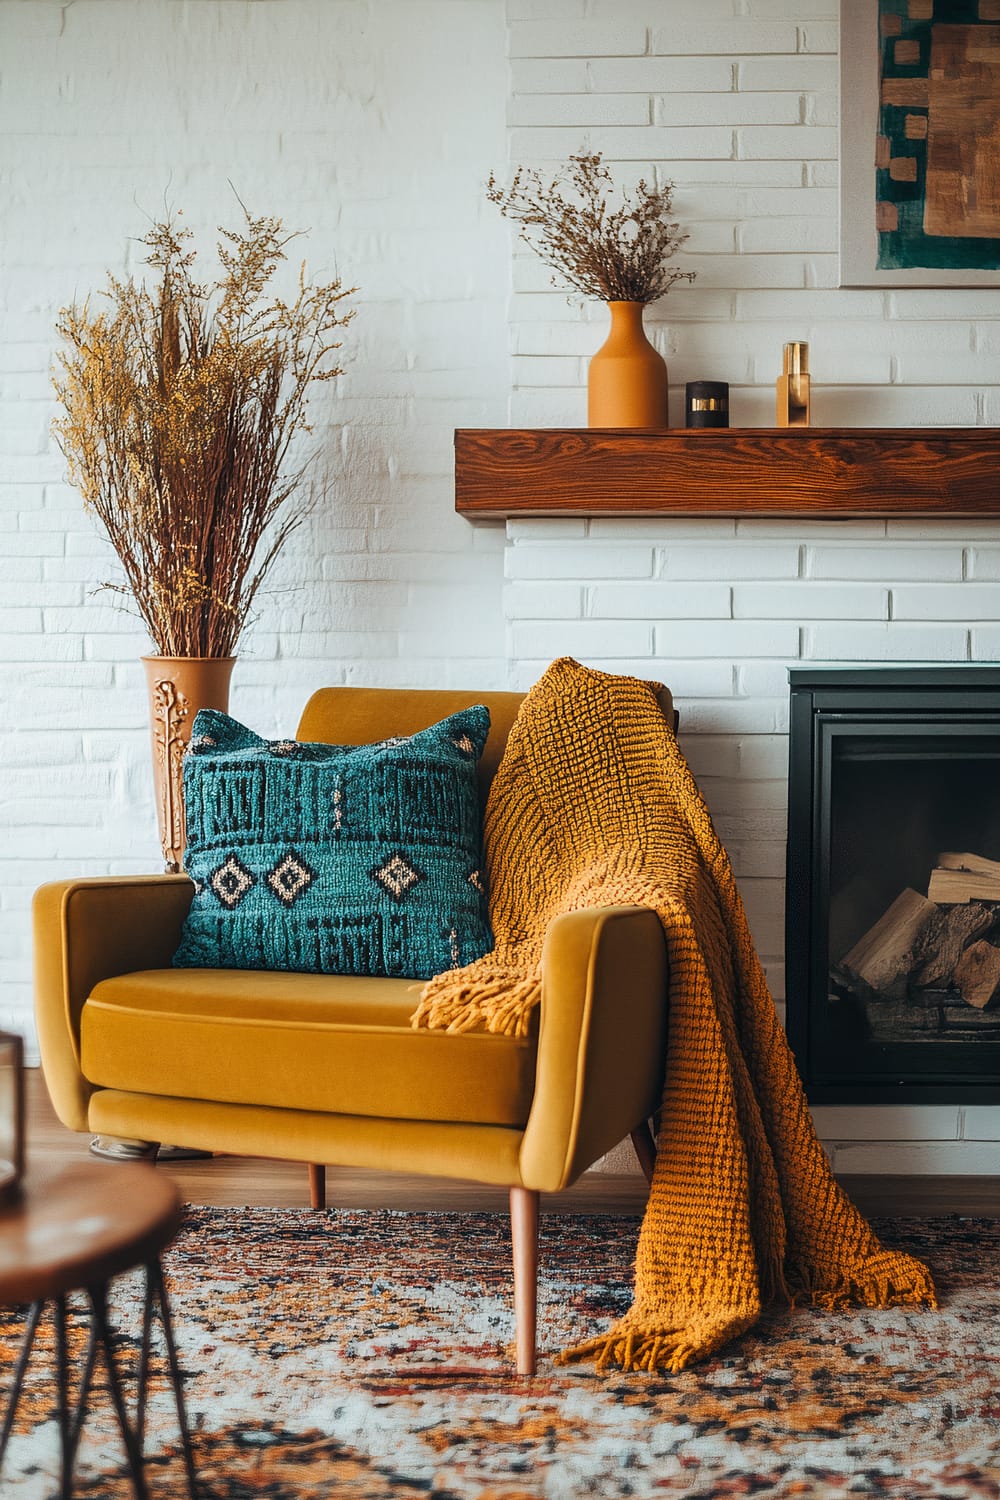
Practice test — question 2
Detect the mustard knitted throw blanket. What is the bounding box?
[413,658,936,1374]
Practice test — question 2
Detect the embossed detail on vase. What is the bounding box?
[142,656,236,872]
[587,300,668,429]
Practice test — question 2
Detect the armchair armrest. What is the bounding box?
[519,904,668,1193]
[33,875,194,1130]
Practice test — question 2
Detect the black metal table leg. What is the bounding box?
[65,1302,100,1474]
[54,1294,72,1500]
[135,1263,156,1452]
[0,1160,191,1496]
[87,1281,151,1500]
[149,1259,198,1500]
[0,1298,43,1464]
[1,1258,198,1498]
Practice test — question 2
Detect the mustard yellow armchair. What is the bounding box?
[33,686,671,1374]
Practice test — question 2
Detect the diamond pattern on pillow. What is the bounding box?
[266,852,317,908]
[371,852,425,901]
[209,854,256,910]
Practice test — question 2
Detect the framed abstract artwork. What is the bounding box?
[840,0,1000,285]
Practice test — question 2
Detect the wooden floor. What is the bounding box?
[25,1069,1000,1217]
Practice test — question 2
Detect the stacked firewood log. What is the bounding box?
[839,853,1000,1011]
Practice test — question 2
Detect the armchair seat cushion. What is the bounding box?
[80,969,537,1126]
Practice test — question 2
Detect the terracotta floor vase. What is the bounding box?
[142,655,236,872]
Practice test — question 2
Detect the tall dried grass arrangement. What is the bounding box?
[53,208,355,658]
[487,152,695,304]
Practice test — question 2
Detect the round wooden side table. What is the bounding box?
[0,1161,197,1499]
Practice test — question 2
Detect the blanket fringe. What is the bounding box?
[411,971,542,1036]
[554,1256,936,1376]
[789,1256,938,1313]
[555,1332,702,1375]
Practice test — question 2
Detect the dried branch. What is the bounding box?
[52,207,356,657]
[487,151,695,304]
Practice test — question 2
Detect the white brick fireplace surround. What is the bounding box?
[3,0,999,1177]
[504,515,1000,1175]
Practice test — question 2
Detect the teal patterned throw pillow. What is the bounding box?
[173,706,492,979]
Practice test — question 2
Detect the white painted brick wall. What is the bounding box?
[507,526,1000,842]
[503,0,1000,1175]
[510,519,1000,1177]
[0,0,510,1048]
[3,0,998,1176]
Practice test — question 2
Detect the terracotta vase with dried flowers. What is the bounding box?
[487,152,695,428]
[53,207,356,870]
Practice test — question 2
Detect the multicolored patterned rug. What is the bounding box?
[1,1208,998,1498]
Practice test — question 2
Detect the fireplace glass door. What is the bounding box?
[786,668,1000,1104]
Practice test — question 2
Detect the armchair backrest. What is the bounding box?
[297,687,525,800]
[296,682,676,802]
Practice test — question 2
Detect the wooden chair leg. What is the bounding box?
[629,1119,657,1187]
[308,1163,326,1209]
[509,1185,539,1376]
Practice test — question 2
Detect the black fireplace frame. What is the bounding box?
[786,665,1000,1105]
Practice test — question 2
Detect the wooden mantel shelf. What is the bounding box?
[454,427,1000,520]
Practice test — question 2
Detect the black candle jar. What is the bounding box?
[685,381,729,428]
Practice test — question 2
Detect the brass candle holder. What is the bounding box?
[776,341,810,427]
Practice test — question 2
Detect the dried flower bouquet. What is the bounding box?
[487,151,694,304]
[53,208,355,658]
